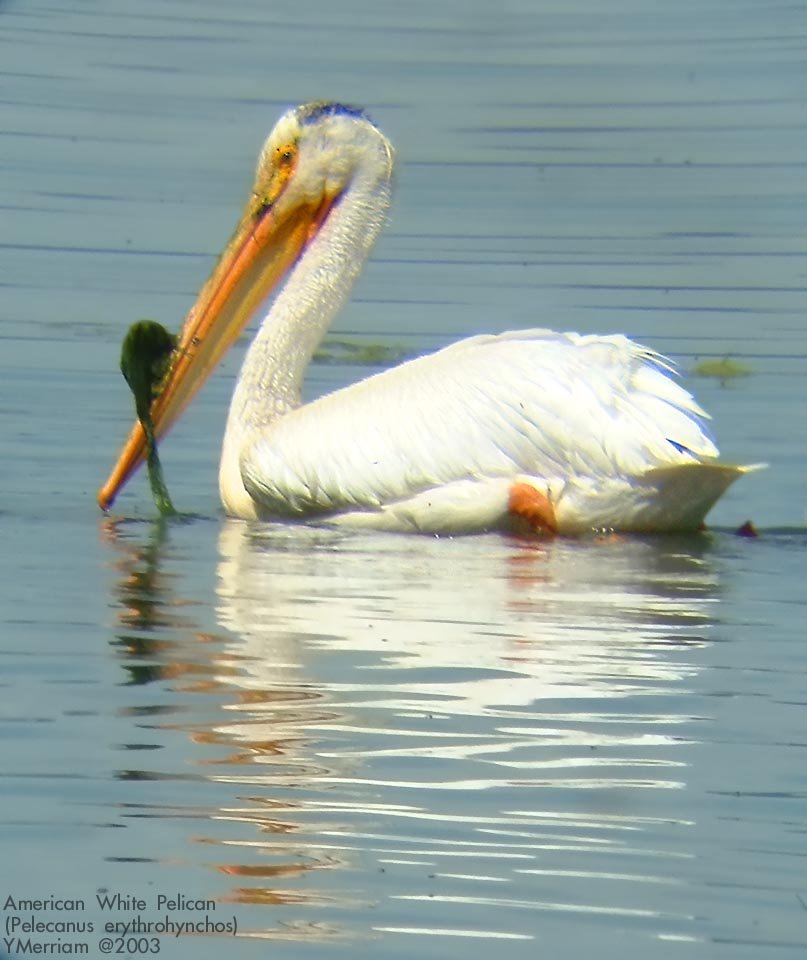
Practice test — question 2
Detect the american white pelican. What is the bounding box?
[98,101,753,534]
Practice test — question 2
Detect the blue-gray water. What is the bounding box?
[2,1,806,958]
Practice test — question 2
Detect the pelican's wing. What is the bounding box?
[239,330,718,528]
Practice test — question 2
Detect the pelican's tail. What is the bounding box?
[634,461,764,531]
[555,461,764,534]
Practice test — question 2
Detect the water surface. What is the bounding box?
[1,0,806,957]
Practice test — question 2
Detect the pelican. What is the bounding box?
[98,101,753,534]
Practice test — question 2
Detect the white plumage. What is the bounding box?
[238,328,741,533]
[99,102,752,531]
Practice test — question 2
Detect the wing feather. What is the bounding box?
[241,330,718,516]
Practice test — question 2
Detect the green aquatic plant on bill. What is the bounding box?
[119,320,178,517]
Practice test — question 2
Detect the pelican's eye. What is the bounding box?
[276,144,297,167]
[273,142,298,188]
[270,142,298,197]
[251,142,299,219]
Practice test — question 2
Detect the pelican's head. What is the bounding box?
[255,102,393,212]
[98,102,393,511]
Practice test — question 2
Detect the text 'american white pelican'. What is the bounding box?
[98,101,754,534]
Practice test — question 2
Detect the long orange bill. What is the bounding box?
[97,189,337,511]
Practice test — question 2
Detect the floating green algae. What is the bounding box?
[691,357,753,381]
[314,338,411,366]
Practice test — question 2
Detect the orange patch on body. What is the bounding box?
[508,482,558,536]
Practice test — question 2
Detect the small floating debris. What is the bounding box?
[691,357,752,382]
[314,337,411,367]
[120,319,178,517]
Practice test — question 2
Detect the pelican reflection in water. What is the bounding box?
[103,516,723,937]
[99,102,754,533]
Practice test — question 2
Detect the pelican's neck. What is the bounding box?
[220,138,392,514]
